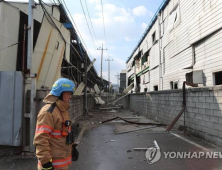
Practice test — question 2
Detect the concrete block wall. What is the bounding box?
[115,95,130,109]
[69,94,95,121]
[119,86,222,146]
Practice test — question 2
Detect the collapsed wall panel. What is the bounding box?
[32,14,70,89]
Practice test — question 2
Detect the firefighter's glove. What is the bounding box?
[42,160,54,170]
[72,144,79,161]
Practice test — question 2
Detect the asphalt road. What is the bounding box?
[0,110,222,170]
[71,123,222,170]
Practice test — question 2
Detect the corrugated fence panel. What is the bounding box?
[0,71,23,146]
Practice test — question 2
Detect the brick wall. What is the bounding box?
[118,86,222,146]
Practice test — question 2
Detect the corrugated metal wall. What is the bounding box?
[0,72,23,146]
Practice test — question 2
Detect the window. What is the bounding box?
[170,81,173,89]
[154,85,158,91]
[170,81,178,89]
[167,5,181,32]
[144,88,147,92]
[152,31,156,44]
[174,82,178,89]
[141,51,149,66]
[214,71,222,85]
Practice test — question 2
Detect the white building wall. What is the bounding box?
[9,3,50,23]
[126,0,222,92]
[0,2,20,71]
[194,29,222,87]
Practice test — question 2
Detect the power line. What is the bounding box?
[83,0,101,64]
[42,0,100,76]
[79,0,98,51]
[59,0,99,72]
[101,0,107,48]
[84,0,99,47]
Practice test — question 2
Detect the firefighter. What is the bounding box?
[34,78,79,170]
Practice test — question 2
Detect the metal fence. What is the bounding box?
[0,71,23,146]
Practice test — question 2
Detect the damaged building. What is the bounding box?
[0,1,108,151]
[126,0,222,93]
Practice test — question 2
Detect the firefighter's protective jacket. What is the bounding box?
[33,93,72,169]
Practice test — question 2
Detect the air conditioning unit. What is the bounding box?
[186,70,203,84]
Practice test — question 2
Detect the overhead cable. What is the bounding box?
[79,0,98,52]
[101,0,107,48]
[84,0,99,47]
[60,0,99,73]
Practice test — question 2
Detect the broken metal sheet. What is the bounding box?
[32,14,70,89]
[74,82,85,96]
[109,83,112,90]
[82,59,96,76]
[111,93,128,105]
[116,126,156,135]
[99,107,121,110]
[123,83,134,94]
[133,148,149,151]
[94,84,100,94]
[87,59,96,72]
[90,88,95,94]
[101,117,166,126]
[52,6,60,21]
[108,109,118,113]
[94,96,105,105]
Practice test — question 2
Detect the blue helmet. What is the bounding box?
[50,78,76,96]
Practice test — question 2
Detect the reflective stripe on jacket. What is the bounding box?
[38,156,72,169]
[33,96,73,168]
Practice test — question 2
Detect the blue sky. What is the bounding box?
[65,0,163,83]
[7,0,163,83]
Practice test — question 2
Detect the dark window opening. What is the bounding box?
[174,82,178,89]
[154,85,158,91]
[16,11,41,72]
[152,31,156,44]
[132,60,135,67]
[142,50,149,66]
[170,81,173,89]
[144,88,147,92]
[170,81,178,89]
[215,71,222,85]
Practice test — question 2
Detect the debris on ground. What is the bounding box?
[99,107,121,110]
[116,126,157,135]
[101,116,166,126]
[108,109,118,113]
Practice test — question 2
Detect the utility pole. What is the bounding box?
[27,0,36,152]
[84,53,87,115]
[97,43,107,80]
[105,56,113,100]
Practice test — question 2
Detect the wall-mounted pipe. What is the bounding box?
[22,24,27,75]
